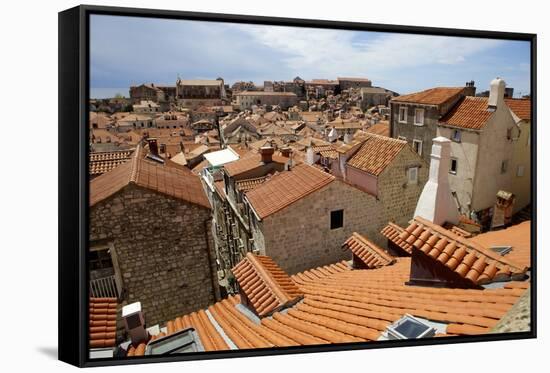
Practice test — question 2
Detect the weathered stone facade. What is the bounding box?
[377,146,429,228]
[255,180,383,275]
[89,183,218,327]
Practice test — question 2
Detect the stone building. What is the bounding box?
[390,85,469,163]
[360,87,399,109]
[129,83,176,105]
[133,100,160,113]
[234,91,298,110]
[89,148,219,327]
[176,78,226,109]
[203,138,427,283]
[338,77,372,90]
[505,98,532,213]
[437,78,520,221]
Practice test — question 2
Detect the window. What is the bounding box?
[412,139,422,155]
[517,165,525,177]
[407,167,418,184]
[490,246,513,256]
[501,160,509,174]
[399,106,407,123]
[452,129,461,142]
[414,108,424,126]
[398,136,407,141]
[450,158,458,174]
[385,314,436,340]
[330,209,344,230]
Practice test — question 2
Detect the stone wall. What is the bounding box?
[90,184,217,327]
[258,180,383,275]
[378,146,429,227]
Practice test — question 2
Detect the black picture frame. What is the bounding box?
[58,4,537,368]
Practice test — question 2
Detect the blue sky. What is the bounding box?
[90,15,531,98]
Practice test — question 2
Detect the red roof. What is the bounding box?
[89,298,117,349]
[245,163,335,219]
[505,98,531,121]
[392,87,464,106]
[380,222,414,254]
[232,253,304,317]
[398,217,527,285]
[346,134,408,176]
[439,96,494,130]
[90,146,209,208]
[343,232,395,268]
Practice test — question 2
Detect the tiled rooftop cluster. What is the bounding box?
[347,133,407,175]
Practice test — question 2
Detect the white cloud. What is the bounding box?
[232,24,503,80]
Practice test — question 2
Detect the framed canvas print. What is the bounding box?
[58,4,536,367]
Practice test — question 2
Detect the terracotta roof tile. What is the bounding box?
[346,134,407,176]
[470,221,531,269]
[153,255,528,352]
[439,96,494,130]
[235,176,269,192]
[399,217,527,285]
[90,145,209,208]
[365,121,390,137]
[89,297,117,349]
[232,253,304,317]
[223,152,287,178]
[245,163,335,219]
[392,87,465,106]
[381,222,414,254]
[89,150,134,176]
[505,98,531,121]
[343,232,395,268]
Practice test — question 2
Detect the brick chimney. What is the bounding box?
[488,77,506,110]
[463,80,476,97]
[413,137,459,225]
[280,147,292,158]
[259,146,274,163]
[147,137,159,156]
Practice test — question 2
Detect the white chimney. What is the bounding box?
[414,137,459,226]
[122,302,148,346]
[328,127,338,142]
[306,146,315,165]
[488,77,506,110]
[343,130,353,144]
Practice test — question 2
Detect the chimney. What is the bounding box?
[259,146,274,163]
[122,302,148,346]
[488,77,506,110]
[147,137,159,156]
[344,129,353,144]
[306,146,315,165]
[463,80,476,97]
[414,137,459,226]
[280,147,292,158]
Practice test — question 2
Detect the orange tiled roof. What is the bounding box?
[365,121,390,137]
[392,87,465,106]
[439,96,494,130]
[89,150,134,176]
[380,222,414,254]
[90,298,117,349]
[223,152,286,178]
[470,221,531,269]
[346,134,407,176]
[127,255,529,355]
[235,176,269,192]
[245,163,335,219]
[90,146,209,208]
[343,232,395,268]
[399,217,527,285]
[232,253,304,317]
[505,98,531,121]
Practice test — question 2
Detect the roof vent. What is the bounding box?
[144,327,204,355]
[385,314,436,340]
[122,302,148,346]
[490,245,513,256]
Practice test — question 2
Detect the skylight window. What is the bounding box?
[145,328,204,355]
[385,314,436,340]
[490,245,513,256]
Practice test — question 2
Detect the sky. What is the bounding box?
[90,14,531,98]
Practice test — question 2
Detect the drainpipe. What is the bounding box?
[203,218,220,301]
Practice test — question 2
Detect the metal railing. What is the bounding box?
[90,275,119,298]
